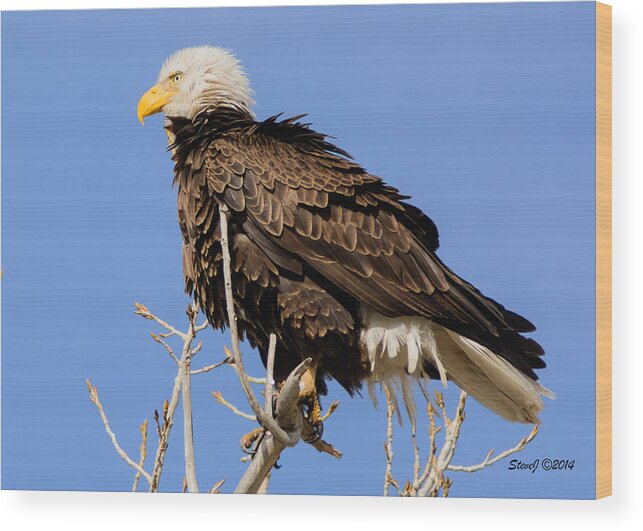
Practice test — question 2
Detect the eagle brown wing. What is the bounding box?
[172,113,544,379]
[223,132,531,326]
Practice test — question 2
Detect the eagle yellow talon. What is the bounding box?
[240,427,265,455]
[298,363,325,443]
[304,396,323,426]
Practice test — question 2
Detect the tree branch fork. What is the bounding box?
[86,203,341,494]
[382,386,539,497]
[87,203,536,496]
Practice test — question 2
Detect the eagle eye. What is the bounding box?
[171,72,184,83]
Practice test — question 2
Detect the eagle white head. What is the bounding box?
[137,46,254,124]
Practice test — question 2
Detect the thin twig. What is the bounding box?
[153,408,162,440]
[421,398,440,486]
[384,388,537,498]
[191,340,203,357]
[320,401,340,422]
[92,304,216,494]
[383,385,395,497]
[134,302,186,339]
[132,419,149,492]
[223,346,265,383]
[212,391,256,421]
[86,380,153,486]
[447,425,539,472]
[150,332,179,365]
[245,374,267,385]
[195,321,209,332]
[417,391,466,496]
[411,417,421,494]
[190,357,231,375]
[149,369,183,492]
[309,437,343,459]
[208,478,226,494]
[139,304,203,492]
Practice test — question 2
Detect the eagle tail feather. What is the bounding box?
[439,327,554,424]
[361,307,553,424]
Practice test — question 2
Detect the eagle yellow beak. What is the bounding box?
[137,81,177,125]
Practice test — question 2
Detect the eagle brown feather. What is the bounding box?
[168,108,546,397]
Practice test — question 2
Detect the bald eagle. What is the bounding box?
[137,46,552,432]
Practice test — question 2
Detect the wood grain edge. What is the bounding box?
[595,1,612,500]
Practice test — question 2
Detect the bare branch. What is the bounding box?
[420,398,440,488]
[411,416,421,493]
[274,358,311,431]
[219,204,299,447]
[93,205,345,495]
[149,369,182,492]
[212,391,257,421]
[223,346,265,384]
[153,409,162,440]
[134,302,186,340]
[132,419,149,492]
[309,437,343,459]
[383,385,395,497]
[181,306,199,493]
[416,391,466,496]
[245,374,267,385]
[190,357,231,375]
[195,320,209,332]
[136,304,203,492]
[234,358,311,494]
[235,432,284,494]
[86,380,153,486]
[150,332,179,365]
[384,388,538,498]
[264,333,277,415]
[191,340,203,357]
[90,303,231,494]
[257,473,271,494]
[447,425,539,473]
[208,478,226,494]
[321,401,340,422]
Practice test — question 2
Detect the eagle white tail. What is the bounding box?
[360,307,554,424]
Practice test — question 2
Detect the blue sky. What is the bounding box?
[2,2,596,498]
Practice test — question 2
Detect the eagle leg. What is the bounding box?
[299,362,324,444]
[240,427,265,456]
